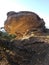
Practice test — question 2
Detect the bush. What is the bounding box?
[0,31,16,41]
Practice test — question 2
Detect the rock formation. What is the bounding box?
[4,11,46,39]
[0,36,49,65]
[0,11,49,65]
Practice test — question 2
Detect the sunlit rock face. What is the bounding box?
[4,11,45,39]
[1,11,49,65]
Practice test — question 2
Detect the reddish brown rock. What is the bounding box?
[4,11,45,39]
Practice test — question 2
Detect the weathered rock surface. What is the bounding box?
[0,37,49,65]
[4,11,45,39]
[0,11,49,65]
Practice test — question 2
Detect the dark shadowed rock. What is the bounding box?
[0,37,49,65]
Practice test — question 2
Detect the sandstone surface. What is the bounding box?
[4,11,45,39]
[0,11,49,65]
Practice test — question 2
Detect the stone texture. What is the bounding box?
[0,37,49,65]
[4,11,45,39]
[0,11,49,65]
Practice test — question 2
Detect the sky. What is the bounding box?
[0,0,49,28]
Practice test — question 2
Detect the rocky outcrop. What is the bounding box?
[0,11,49,65]
[4,11,45,39]
[0,37,49,65]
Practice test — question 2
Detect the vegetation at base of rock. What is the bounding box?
[0,29,16,41]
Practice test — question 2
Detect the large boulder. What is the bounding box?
[1,11,49,65]
[4,11,45,39]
